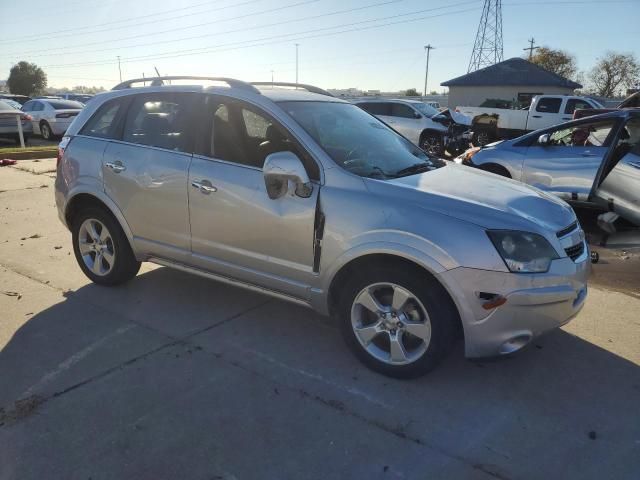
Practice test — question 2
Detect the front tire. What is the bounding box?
[71,207,141,286]
[420,131,445,156]
[338,263,458,378]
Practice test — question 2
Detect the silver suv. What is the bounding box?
[55,76,589,378]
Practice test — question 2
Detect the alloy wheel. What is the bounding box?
[421,135,443,156]
[41,123,51,140]
[350,282,432,365]
[77,218,116,276]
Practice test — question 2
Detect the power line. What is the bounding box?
[38,2,480,69]
[13,0,398,59]
[0,0,265,44]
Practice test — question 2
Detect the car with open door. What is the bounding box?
[457,110,640,225]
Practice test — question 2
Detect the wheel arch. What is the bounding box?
[477,162,512,178]
[64,191,136,250]
[419,128,445,143]
[325,252,463,338]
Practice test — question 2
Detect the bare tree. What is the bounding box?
[589,52,639,97]
[530,47,577,80]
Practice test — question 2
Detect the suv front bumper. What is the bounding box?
[438,243,590,358]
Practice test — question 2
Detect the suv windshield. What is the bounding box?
[413,103,439,117]
[280,101,443,179]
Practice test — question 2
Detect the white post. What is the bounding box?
[15,113,25,148]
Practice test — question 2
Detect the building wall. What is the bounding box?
[447,85,576,108]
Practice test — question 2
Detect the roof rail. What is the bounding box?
[112,76,261,94]
[251,82,334,97]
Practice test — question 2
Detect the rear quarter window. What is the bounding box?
[79,98,126,139]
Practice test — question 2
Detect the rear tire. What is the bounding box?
[337,262,458,378]
[40,121,53,140]
[71,207,141,286]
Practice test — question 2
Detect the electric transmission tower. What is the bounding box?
[468,0,504,72]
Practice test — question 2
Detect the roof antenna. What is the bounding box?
[154,66,167,85]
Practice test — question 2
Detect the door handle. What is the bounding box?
[531,115,542,118]
[581,152,598,157]
[105,161,126,173]
[191,179,217,194]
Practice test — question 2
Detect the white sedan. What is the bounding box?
[21,98,83,140]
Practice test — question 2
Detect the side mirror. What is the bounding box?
[538,133,551,146]
[263,151,313,200]
[414,111,422,119]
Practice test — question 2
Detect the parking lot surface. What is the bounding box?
[1,162,639,479]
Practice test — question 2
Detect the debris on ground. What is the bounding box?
[0,395,45,426]
[2,291,22,300]
[588,431,597,440]
[0,159,17,167]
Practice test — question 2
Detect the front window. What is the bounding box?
[412,102,439,117]
[280,101,443,179]
[548,120,616,147]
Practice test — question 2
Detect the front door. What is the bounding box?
[523,119,616,201]
[593,118,640,225]
[102,92,198,262]
[188,95,320,299]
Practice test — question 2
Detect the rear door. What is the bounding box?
[526,97,563,131]
[522,118,617,201]
[593,117,640,224]
[102,92,198,262]
[187,95,320,299]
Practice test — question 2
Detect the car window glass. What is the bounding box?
[80,99,123,139]
[390,103,416,119]
[358,103,391,116]
[48,100,84,109]
[123,94,193,152]
[207,97,319,179]
[548,120,615,147]
[32,102,43,112]
[564,99,593,115]
[536,98,562,113]
[22,101,33,111]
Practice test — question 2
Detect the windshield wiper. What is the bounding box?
[393,162,434,177]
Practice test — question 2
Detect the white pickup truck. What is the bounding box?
[457,95,603,146]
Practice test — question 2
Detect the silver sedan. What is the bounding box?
[457,110,640,226]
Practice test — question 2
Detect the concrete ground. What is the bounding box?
[1,161,639,480]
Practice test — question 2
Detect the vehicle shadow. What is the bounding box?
[1,267,639,479]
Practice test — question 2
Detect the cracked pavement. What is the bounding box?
[1,161,639,479]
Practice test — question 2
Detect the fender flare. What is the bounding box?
[64,187,135,247]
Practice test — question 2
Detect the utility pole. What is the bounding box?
[423,44,435,97]
[295,43,299,86]
[271,70,274,86]
[523,37,540,60]
[117,56,122,82]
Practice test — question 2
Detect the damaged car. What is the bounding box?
[456,110,640,225]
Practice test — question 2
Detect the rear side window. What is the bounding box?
[122,93,195,152]
[358,103,391,116]
[536,98,562,113]
[565,99,593,115]
[48,100,83,109]
[80,99,125,139]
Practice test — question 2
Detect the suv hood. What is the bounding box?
[368,164,575,234]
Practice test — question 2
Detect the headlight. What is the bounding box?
[487,231,559,273]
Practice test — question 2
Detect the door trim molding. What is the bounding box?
[148,256,313,309]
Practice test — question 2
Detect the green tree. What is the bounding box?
[7,61,47,96]
[529,47,577,80]
[405,88,419,96]
[588,52,639,97]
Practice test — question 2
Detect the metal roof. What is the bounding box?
[441,57,582,89]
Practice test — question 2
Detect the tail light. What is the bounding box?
[57,136,71,168]
[21,114,32,122]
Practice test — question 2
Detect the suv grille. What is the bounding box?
[565,242,585,261]
[556,221,578,238]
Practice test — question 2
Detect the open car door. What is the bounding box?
[592,117,640,226]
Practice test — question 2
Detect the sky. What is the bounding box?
[1,0,639,92]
